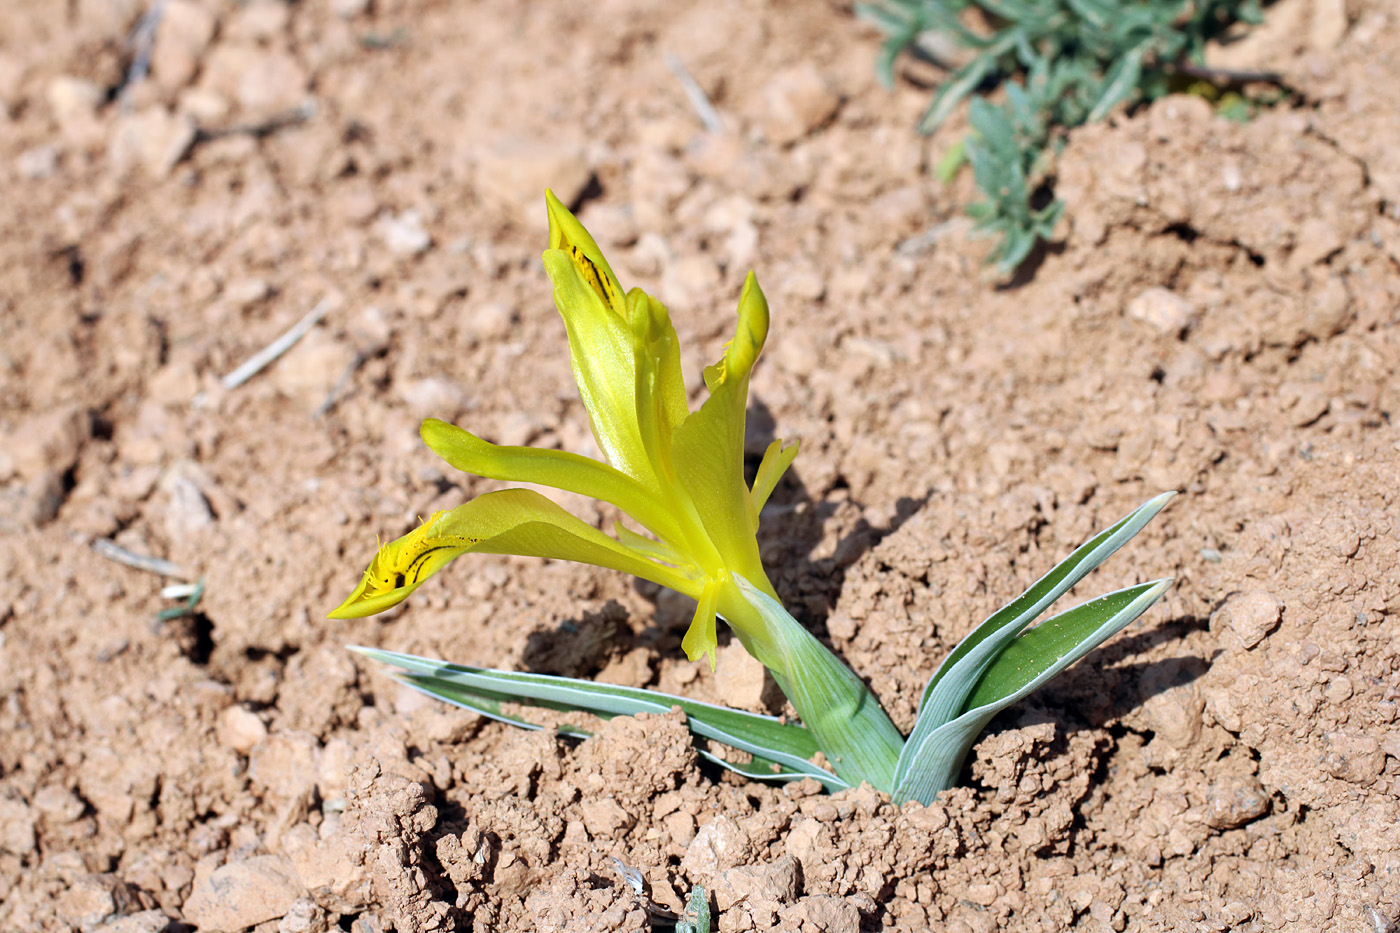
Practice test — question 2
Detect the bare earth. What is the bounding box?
[1,0,1398,930]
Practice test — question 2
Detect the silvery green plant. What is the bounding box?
[336,193,1174,802]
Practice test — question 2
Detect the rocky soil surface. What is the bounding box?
[1,0,1397,930]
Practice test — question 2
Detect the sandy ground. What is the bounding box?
[1,0,1398,930]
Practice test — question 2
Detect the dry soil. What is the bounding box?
[1,0,1398,931]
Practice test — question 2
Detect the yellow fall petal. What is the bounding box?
[329,489,701,619]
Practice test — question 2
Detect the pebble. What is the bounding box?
[1204,774,1270,829]
[56,874,139,930]
[331,0,372,17]
[1322,731,1386,786]
[217,705,269,754]
[760,63,840,144]
[1126,287,1198,336]
[474,136,592,228]
[16,145,59,180]
[201,44,308,116]
[713,642,778,711]
[1217,590,1283,649]
[46,75,104,124]
[681,814,754,876]
[713,855,800,911]
[26,392,85,459]
[93,910,178,933]
[183,855,306,931]
[151,0,218,90]
[108,107,197,177]
[375,209,433,257]
[248,731,322,800]
[225,0,291,41]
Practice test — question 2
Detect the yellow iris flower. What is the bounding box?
[330,191,797,668]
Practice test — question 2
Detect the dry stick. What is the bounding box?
[313,350,367,420]
[122,0,168,103]
[221,297,332,391]
[93,539,185,578]
[664,52,724,133]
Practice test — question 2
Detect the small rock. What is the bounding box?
[217,706,269,754]
[163,475,214,539]
[1126,287,1197,336]
[94,909,176,933]
[331,0,372,17]
[33,785,86,823]
[713,856,801,911]
[201,44,308,117]
[475,136,592,228]
[7,405,90,479]
[225,0,291,41]
[1323,732,1386,786]
[713,642,780,711]
[17,145,59,179]
[0,796,36,856]
[17,470,69,527]
[108,106,197,177]
[47,75,104,124]
[396,377,467,418]
[681,814,755,876]
[249,731,322,799]
[1217,590,1283,649]
[277,896,329,933]
[375,209,432,257]
[151,0,218,90]
[578,796,635,839]
[760,64,840,144]
[660,255,721,309]
[464,301,515,343]
[1205,774,1270,829]
[785,895,861,933]
[56,874,140,930]
[183,855,306,931]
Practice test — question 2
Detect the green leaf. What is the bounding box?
[893,578,1171,805]
[1086,42,1148,123]
[918,57,993,135]
[352,646,848,791]
[894,492,1175,793]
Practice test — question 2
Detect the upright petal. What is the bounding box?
[328,488,700,619]
[542,193,657,487]
[669,273,773,588]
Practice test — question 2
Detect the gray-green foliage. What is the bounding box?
[357,493,1174,805]
[859,0,1265,272]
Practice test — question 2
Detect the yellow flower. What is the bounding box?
[330,191,797,668]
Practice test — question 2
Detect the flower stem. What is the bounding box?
[729,577,904,792]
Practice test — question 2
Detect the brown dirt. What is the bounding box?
[1,0,1398,930]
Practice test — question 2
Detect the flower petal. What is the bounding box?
[421,418,686,546]
[542,194,658,486]
[328,489,700,619]
[750,439,798,516]
[681,580,721,670]
[670,273,772,586]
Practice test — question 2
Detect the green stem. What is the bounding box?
[727,577,904,792]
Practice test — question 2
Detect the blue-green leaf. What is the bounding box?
[893,578,1171,804]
